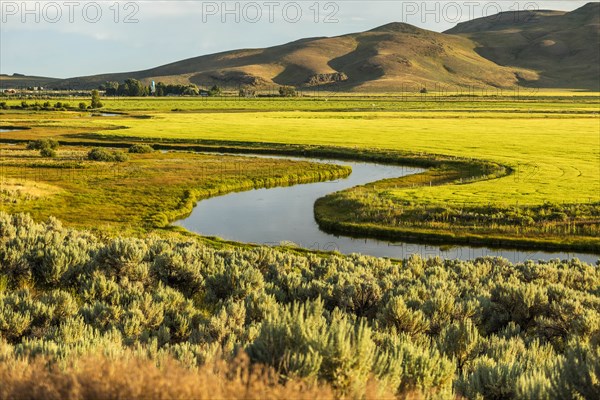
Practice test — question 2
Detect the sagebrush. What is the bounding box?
[0,213,598,398]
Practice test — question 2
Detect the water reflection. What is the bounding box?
[175,154,599,264]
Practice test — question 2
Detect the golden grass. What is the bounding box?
[0,177,62,200]
[0,353,402,400]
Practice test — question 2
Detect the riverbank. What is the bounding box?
[1,135,598,255]
[1,95,598,254]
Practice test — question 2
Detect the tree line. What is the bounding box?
[101,79,222,97]
[100,79,299,97]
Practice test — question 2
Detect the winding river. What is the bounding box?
[173,153,598,263]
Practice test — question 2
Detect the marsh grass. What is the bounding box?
[0,147,350,235]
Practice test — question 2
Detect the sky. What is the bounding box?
[0,1,591,78]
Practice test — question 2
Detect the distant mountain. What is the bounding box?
[50,22,534,92]
[2,3,598,92]
[446,2,600,90]
[0,74,60,89]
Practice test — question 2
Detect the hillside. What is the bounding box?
[2,3,597,91]
[51,23,537,92]
[446,2,600,90]
[0,74,60,89]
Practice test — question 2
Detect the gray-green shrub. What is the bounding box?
[0,212,598,399]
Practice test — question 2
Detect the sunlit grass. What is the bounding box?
[0,147,350,235]
[1,95,598,248]
[81,109,600,207]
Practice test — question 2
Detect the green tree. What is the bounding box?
[87,148,128,162]
[128,144,154,154]
[27,139,59,151]
[91,89,103,108]
[27,139,59,158]
[40,147,57,158]
[104,81,119,96]
[184,85,200,96]
[155,82,166,97]
[208,85,221,97]
[122,79,148,97]
[279,86,297,97]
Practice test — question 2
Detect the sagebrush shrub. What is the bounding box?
[0,212,598,399]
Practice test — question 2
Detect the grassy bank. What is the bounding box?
[314,169,600,252]
[0,146,350,235]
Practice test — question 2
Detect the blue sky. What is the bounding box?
[0,1,590,78]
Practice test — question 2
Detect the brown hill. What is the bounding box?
[52,22,535,92]
[2,3,597,92]
[446,2,600,90]
[0,74,60,90]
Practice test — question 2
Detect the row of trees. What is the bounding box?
[0,213,598,398]
[2,89,102,111]
[101,79,222,97]
[100,79,298,97]
[102,79,148,97]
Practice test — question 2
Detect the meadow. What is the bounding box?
[3,94,597,249]
[85,108,599,206]
[0,146,349,236]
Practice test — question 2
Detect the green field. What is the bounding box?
[1,95,599,250]
[88,109,599,204]
[5,96,599,207]
[0,146,349,236]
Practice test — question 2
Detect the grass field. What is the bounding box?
[0,145,350,236]
[1,95,599,250]
[4,97,598,203]
[82,110,598,204]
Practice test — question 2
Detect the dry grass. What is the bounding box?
[0,177,62,201]
[0,353,403,400]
